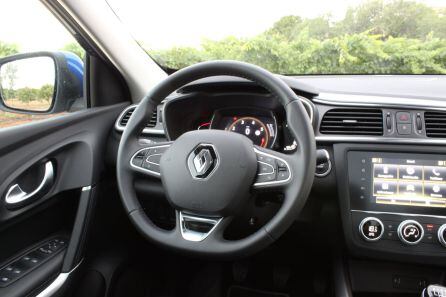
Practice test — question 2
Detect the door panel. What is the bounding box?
[0,103,127,297]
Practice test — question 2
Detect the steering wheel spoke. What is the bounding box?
[130,143,172,178]
[177,211,225,242]
[253,147,292,189]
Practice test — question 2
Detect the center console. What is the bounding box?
[334,144,446,263]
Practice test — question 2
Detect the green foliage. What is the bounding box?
[61,42,85,60]
[0,41,19,58]
[147,0,446,74]
[4,84,54,104]
[38,84,54,102]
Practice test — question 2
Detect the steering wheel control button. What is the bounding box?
[359,217,384,242]
[254,149,291,186]
[258,162,275,175]
[132,151,146,167]
[437,224,446,247]
[130,144,171,176]
[398,220,424,245]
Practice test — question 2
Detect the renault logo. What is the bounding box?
[187,144,218,178]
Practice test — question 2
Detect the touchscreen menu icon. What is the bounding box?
[373,164,398,179]
[399,165,423,180]
[424,166,446,181]
[373,180,397,195]
[398,181,422,196]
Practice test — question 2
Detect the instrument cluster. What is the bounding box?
[197,107,279,149]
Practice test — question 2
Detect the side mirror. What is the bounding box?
[0,51,84,114]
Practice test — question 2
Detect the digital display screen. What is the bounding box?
[372,157,446,208]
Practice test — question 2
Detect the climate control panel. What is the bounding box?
[352,211,446,256]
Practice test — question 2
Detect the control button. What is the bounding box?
[142,161,160,173]
[398,220,424,245]
[315,161,331,177]
[131,150,146,167]
[4,266,13,272]
[255,173,277,183]
[0,276,10,283]
[386,113,392,130]
[424,223,437,234]
[359,217,384,241]
[437,224,446,247]
[385,221,397,231]
[416,113,423,131]
[257,161,275,175]
[396,112,411,123]
[386,231,398,241]
[277,169,290,181]
[397,123,412,135]
[146,154,162,165]
[422,233,434,243]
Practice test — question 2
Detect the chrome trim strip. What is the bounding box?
[298,96,314,124]
[129,144,172,177]
[5,161,54,205]
[351,209,446,220]
[437,224,446,247]
[81,185,91,192]
[35,260,82,297]
[316,135,446,145]
[179,212,222,242]
[253,148,292,187]
[397,220,424,246]
[115,104,165,135]
[358,217,384,242]
[314,93,446,110]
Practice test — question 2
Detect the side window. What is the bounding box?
[0,1,86,129]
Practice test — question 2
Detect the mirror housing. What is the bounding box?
[0,51,84,114]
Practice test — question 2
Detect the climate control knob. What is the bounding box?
[398,220,424,245]
[437,224,446,247]
[359,217,384,241]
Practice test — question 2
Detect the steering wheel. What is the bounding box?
[117,61,316,258]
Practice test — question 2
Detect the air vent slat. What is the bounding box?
[118,106,158,129]
[320,108,383,136]
[425,111,446,138]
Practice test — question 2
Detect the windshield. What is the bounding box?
[107,0,446,75]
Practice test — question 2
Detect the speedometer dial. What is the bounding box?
[227,117,269,148]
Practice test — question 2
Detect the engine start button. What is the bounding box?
[359,217,384,241]
[398,220,424,245]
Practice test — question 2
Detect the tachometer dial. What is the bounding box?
[227,117,269,147]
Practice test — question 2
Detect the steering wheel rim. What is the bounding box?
[117,60,316,258]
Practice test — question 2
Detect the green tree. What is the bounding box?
[0,41,19,58]
[38,84,54,102]
[145,0,446,75]
[61,42,85,60]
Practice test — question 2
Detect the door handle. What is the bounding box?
[5,161,55,205]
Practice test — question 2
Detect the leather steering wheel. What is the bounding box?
[117,61,316,258]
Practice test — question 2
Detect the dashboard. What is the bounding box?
[114,75,446,266]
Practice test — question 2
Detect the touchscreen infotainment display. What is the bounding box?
[372,157,446,208]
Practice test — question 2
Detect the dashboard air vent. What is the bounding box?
[425,111,446,138]
[119,106,158,128]
[320,108,383,135]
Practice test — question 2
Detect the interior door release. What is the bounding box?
[5,161,54,206]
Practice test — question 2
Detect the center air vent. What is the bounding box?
[425,111,446,138]
[320,108,383,135]
[117,106,158,129]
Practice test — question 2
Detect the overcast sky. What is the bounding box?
[0,0,446,52]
